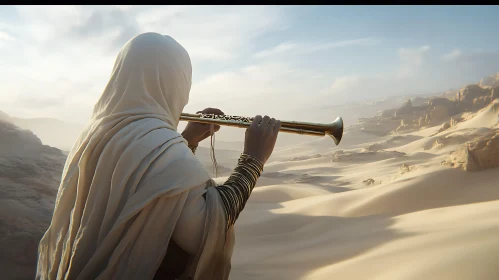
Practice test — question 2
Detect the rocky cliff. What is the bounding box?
[0,120,66,280]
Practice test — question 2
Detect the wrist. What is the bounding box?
[242,150,265,166]
[181,130,200,148]
[240,153,264,172]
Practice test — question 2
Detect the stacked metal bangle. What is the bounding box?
[215,153,264,230]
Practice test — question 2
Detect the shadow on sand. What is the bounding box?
[232,213,411,280]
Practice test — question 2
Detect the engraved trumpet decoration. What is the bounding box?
[180,113,343,145]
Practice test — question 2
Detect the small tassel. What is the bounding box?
[210,124,219,177]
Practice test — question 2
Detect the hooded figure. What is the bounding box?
[36,33,236,280]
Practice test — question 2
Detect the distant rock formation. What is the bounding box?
[356,81,498,137]
[419,97,458,127]
[0,119,63,157]
[431,117,460,136]
[454,84,493,112]
[0,120,66,279]
[491,85,499,101]
[0,110,84,152]
[395,99,413,116]
[458,84,490,102]
[0,109,10,121]
[442,129,499,171]
[410,96,429,107]
[479,72,499,88]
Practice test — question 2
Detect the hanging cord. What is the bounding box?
[209,124,219,177]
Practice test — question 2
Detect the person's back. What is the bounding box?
[36,32,280,280]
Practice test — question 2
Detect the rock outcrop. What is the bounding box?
[0,120,63,158]
[0,120,66,280]
[442,129,499,171]
[459,84,490,102]
[0,110,10,121]
[421,97,458,126]
[479,72,499,88]
[491,85,499,101]
[356,82,497,137]
[454,84,493,112]
[362,178,376,185]
[394,99,413,116]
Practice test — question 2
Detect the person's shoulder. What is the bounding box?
[168,142,206,171]
[164,139,195,162]
[142,140,209,182]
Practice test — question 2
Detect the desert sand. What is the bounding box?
[1,80,499,279]
[226,97,499,280]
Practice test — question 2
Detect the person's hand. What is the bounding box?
[182,107,224,147]
[243,115,281,165]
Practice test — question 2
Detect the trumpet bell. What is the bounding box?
[324,117,343,145]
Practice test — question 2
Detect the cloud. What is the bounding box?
[0,73,98,121]
[253,42,298,59]
[322,45,434,104]
[135,5,287,62]
[325,75,406,105]
[328,76,362,95]
[0,5,287,123]
[187,62,327,118]
[0,30,14,41]
[442,49,463,61]
[309,38,379,52]
[2,5,499,127]
[0,30,15,49]
[66,7,141,51]
[8,5,286,63]
[397,45,430,78]
[323,46,499,105]
[253,37,378,59]
[428,50,499,86]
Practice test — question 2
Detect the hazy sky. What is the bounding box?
[1,5,499,125]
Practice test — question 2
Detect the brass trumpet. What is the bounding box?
[180,113,344,145]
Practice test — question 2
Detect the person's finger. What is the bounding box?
[202,107,224,115]
[197,108,212,114]
[274,120,281,132]
[261,115,271,126]
[214,125,221,132]
[213,109,224,115]
[205,108,218,114]
[250,115,262,129]
[269,118,276,128]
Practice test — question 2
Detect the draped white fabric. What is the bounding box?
[36,32,234,280]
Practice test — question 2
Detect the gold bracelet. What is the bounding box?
[240,153,264,172]
[215,153,265,230]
